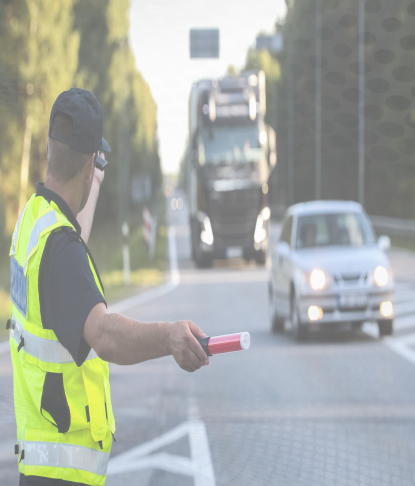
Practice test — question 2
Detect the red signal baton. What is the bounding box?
[197,332,251,356]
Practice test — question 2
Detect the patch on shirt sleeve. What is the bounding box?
[11,257,27,317]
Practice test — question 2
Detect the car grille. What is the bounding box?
[208,188,260,248]
[334,272,368,285]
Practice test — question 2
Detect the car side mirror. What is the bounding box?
[278,241,290,258]
[378,235,391,251]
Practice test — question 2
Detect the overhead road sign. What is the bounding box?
[190,29,219,58]
[256,34,283,53]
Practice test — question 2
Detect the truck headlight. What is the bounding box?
[310,269,327,290]
[261,207,271,221]
[374,266,389,287]
[254,214,267,243]
[200,216,214,245]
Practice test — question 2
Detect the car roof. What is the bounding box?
[285,200,363,217]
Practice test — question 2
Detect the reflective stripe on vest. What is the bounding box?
[10,258,27,317]
[11,205,26,256]
[24,210,58,272]
[21,440,109,476]
[10,315,98,364]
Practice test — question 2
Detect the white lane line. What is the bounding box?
[107,421,191,476]
[362,322,379,338]
[364,314,415,367]
[107,421,216,485]
[392,313,415,332]
[385,338,415,367]
[394,301,415,316]
[108,225,179,314]
[189,421,216,486]
[108,395,216,485]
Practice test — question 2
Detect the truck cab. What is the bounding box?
[186,71,276,267]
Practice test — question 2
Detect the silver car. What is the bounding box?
[269,201,395,340]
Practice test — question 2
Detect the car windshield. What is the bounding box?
[200,126,264,164]
[295,212,376,249]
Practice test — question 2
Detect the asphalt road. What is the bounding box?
[2,194,415,485]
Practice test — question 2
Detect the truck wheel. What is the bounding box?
[378,319,393,337]
[255,251,266,266]
[195,247,212,268]
[291,294,308,341]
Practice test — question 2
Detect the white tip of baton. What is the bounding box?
[240,332,251,351]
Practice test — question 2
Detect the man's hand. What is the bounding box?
[168,321,209,372]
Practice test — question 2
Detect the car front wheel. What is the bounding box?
[269,283,284,333]
[378,319,393,337]
[291,293,308,341]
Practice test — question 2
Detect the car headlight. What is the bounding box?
[310,269,327,290]
[374,266,389,287]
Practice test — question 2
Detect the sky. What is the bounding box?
[129,0,287,175]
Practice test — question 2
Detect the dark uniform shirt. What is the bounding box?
[19,183,106,486]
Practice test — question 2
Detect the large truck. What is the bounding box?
[185,71,276,267]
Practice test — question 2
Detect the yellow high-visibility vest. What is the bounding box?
[9,193,115,485]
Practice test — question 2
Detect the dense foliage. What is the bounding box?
[275,0,415,217]
[0,0,161,241]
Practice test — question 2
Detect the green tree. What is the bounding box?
[0,0,79,236]
[74,0,161,225]
[276,0,415,218]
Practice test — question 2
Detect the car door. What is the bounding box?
[272,215,293,317]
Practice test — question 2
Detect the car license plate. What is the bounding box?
[339,293,367,308]
[226,247,243,258]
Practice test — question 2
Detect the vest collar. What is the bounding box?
[36,182,81,235]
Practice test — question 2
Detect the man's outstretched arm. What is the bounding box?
[83,303,209,372]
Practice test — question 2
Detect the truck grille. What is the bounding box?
[208,188,260,248]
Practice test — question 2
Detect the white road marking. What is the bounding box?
[385,338,415,367]
[363,312,415,367]
[107,420,215,485]
[391,313,415,332]
[381,331,415,367]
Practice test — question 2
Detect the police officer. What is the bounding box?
[9,88,209,486]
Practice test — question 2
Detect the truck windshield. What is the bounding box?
[201,126,264,164]
[295,212,376,249]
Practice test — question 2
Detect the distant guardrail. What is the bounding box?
[370,216,415,238]
[270,204,415,238]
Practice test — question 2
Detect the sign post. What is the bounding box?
[143,207,157,259]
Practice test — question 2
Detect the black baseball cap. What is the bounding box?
[49,88,111,155]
